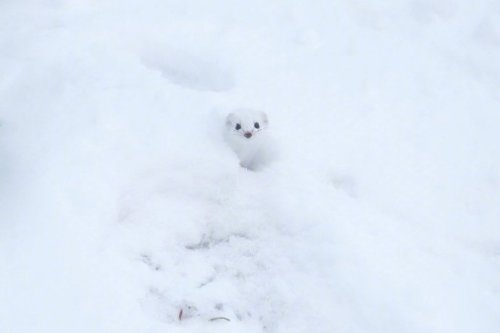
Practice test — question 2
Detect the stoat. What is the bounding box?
[224,109,272,170]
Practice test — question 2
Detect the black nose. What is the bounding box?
[244,132,252,138]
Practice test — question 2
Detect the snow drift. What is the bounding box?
[1,1,499,332]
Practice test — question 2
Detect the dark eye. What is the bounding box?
[254,122,260,129]
[235,123,241,130]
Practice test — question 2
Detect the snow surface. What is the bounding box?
[1,1,499,332]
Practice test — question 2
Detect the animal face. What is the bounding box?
[226,110,268,139]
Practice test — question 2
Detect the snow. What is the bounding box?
[1,0,499,332]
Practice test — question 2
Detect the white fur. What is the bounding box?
[224,109,272,170]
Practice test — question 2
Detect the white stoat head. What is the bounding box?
[225,109,269,140]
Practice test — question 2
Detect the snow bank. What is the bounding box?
[1,0,499,332]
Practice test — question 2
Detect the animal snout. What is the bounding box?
[244,132,252,138]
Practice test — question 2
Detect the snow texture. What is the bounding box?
[1,1,499,333]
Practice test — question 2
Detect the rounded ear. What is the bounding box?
[260,112,268,125]
[226,113,235,127]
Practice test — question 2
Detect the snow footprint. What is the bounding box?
[142,49,235,92]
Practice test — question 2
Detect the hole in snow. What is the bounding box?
[142,50,235,92]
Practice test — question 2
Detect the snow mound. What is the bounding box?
[0,1,499,333]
